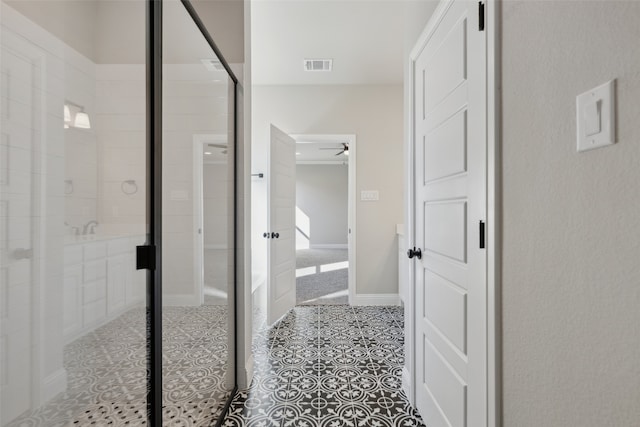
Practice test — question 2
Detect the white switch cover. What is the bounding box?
[360,190,379,201]
[576,79,615,152]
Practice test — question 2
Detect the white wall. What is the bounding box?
[191,0,244,65]
[501,2,640,425]
[252,84,403,296]
[296,164,348,248]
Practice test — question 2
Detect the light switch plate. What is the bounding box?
[360,190,379,201]
[576,79,615,152]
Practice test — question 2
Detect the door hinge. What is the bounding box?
[136,245,156,270]
[479,221,486,249]
[478,1,485,31]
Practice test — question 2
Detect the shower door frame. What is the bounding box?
[143,0,240,424]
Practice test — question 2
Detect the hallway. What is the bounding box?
[225,305,424,426]
[296,249,349,305]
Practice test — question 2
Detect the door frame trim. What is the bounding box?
[290,133,357,305]
[404,1,501,426]
[486,2,502,425]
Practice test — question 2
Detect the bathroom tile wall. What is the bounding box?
[90,63,231,304]
[63,47,97,232]
[94,64,146,236]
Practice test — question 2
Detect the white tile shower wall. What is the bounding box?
[95,65,146,236]
[94,64,230,303]
[63,45,98,232]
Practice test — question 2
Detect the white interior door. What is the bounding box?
[0,37,42,422]
[267,125,296,325]
[413,1,487,426]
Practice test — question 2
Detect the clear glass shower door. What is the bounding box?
[160,0,237,424]
[0,0,149,425]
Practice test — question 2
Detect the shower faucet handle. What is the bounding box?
[83,220,99,235]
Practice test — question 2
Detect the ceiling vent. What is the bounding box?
[200,58,224,72]
[303,59,332,72]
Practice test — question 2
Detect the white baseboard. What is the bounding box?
[309,244,348,249]
[163,294,201,306]
[351,293,401,306]
[241,354,254,390]
[42,368,67,403]
[402,367,413,404]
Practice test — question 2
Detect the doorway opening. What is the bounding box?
[292,134,356,305]
[193,134,232,306]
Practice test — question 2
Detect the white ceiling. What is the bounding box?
[251,0,407,85]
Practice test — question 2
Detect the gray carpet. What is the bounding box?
[296,248,349,305]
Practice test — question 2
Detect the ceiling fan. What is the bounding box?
[207,143,227,155]
[319,143,349,156]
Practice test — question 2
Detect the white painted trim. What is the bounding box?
[486,2,502,426]
[309,244,347,249]
[252,273,267,294]
[401,367,412,400]
[351,293,400,306]
[290,134,357,306]
[405,0,500,424]
[163,294,201,307]
[243,354,255,390]
[194,136,205,306]
[193,134,227,307]
[409,0,454,60]
[404,9,420,404]
[42,368,67,403]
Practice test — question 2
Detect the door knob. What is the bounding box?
[263,232,270,239]
[271,232,279,239]
[407,247,422,260]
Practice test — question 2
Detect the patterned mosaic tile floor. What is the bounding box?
[7,305,232,427]
[6,305,422,426]
[223,305,425,427]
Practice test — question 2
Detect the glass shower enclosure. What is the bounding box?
[0,0,238,425]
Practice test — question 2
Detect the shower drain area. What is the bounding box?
[7,305,232,427]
